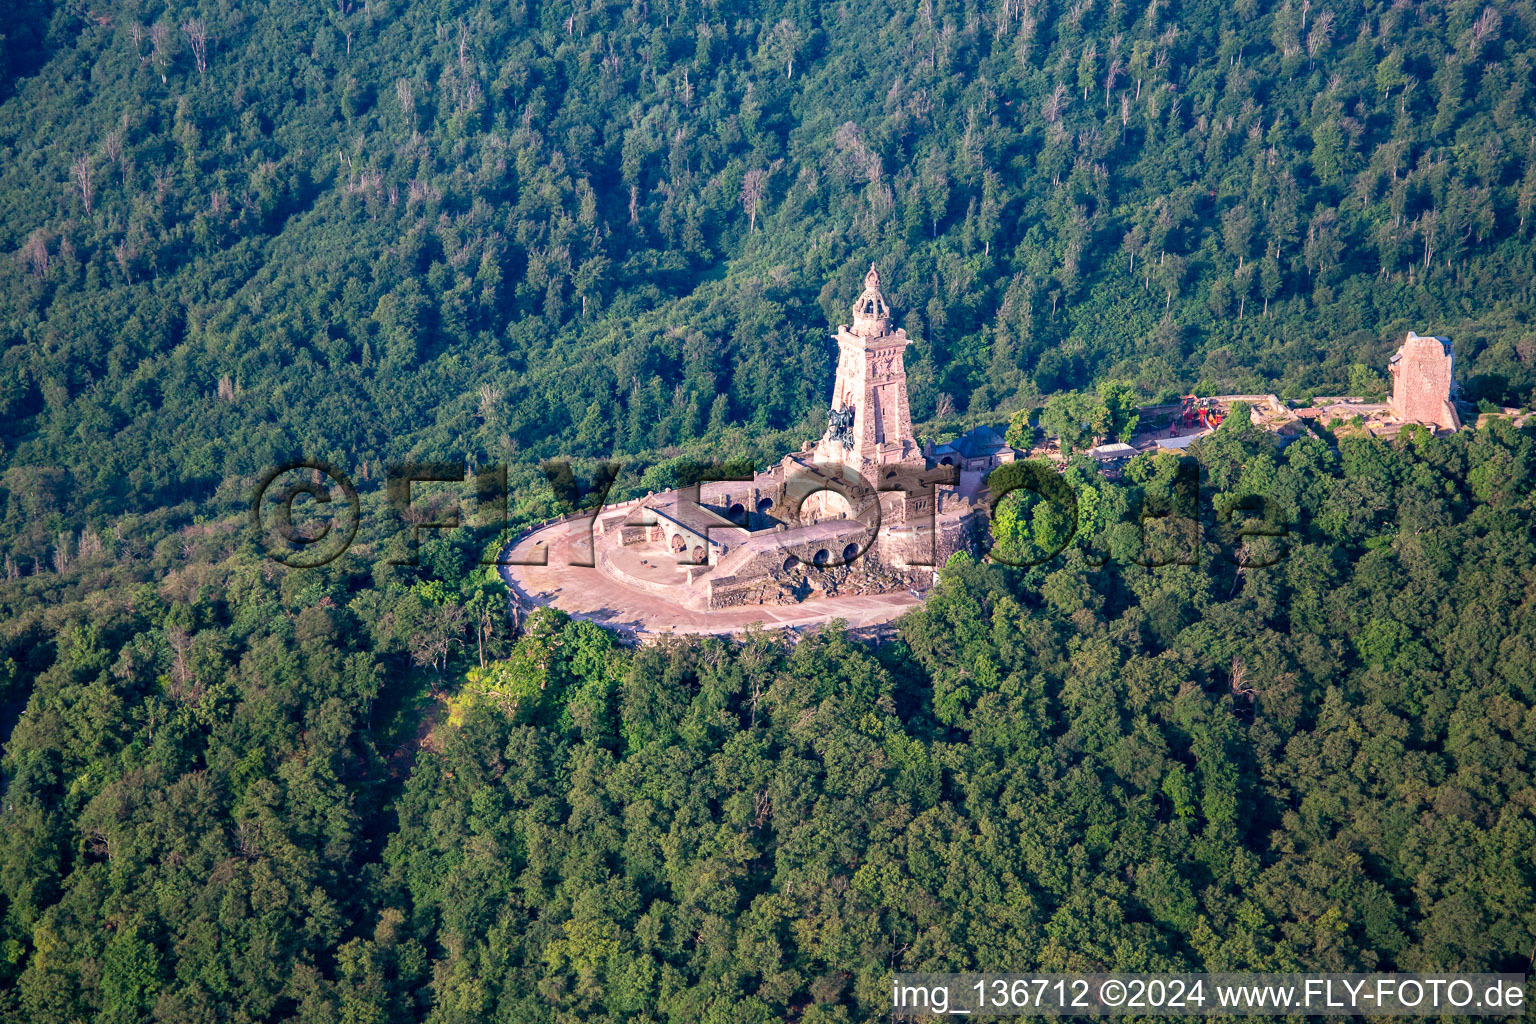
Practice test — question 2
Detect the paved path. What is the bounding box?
[499,517,923,640]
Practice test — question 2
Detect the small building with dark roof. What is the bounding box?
[931,425,1017,473]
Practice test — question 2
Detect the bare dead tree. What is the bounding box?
[1104,57,1124,105]
[740,168,768,231]
[129,21,145,60]
[86,823,112,860]
[1230,655,1258,699]
[72,154,93,214]
[1518,164,1536,230]
[396,78,415,124]
[235,819,261,859]
[994,0,1012,34]
[477,382,503,420]
[78,525,103,560]
[1043,83,1068,123]
[1306,9,1335,61]
[409,630,449,677]
[470,597,499,669]
[832,121,882,183]
[1418,208,1439,269]
[410,603,466,686]
[182,19,209,76]
[112,236,139,282]
[149,22,171,73]
[1470,5,1501,54]
[105,130,123,165]
[167,625,193,700]
[21,229,49,277]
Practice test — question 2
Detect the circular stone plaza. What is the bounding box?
[496,267,993,641]
[498,511,927,641]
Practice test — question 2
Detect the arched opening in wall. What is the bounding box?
[692,546,705,564]
[728,502,746,524]
[782,555,798,571]
[842,543,860,564]
[757,497,774,514]
[813,490,854,520]
[670,533,686,553]
[812,548,830,568]
[940,456,953,466]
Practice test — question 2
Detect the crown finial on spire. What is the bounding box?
[851,262,891,335]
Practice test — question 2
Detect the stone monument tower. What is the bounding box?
[816,265,922,474]
[1389,331,1459,432]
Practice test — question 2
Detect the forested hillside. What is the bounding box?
[4,0,1536,558]
[3,0,1536,1021]
[3,413,1535,1022]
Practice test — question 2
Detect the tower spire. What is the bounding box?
[818,262,919,470]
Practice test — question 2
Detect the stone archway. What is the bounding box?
[728,502,746,524]
[692,545,705,564]
[812,548,830,568]
[807,490,854,521]
[757,496,774,514]
[842,543,859,564]
[670,533,687,554]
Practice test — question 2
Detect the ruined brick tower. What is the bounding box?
[815,265,922,473]
[1389,331,1460,432]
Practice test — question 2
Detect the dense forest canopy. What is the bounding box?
[2,0,1536,1021]
[4,0,1536,555]
[3,411,1536,1022]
